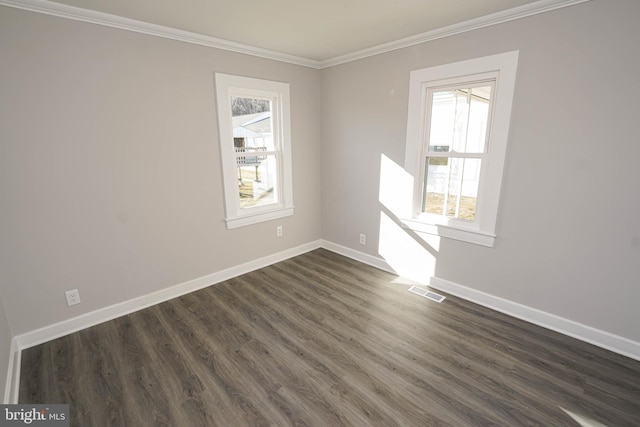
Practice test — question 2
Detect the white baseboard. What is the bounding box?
[320,240,396,274]
[3,337,19,404]
[428,276,640,362]
[14,240,322,353]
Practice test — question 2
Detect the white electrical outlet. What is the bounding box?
[359,233,366,245]
[276,225,283,237]
[65,289,81,306]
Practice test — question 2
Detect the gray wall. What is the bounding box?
[321,0,640,342]
[0,7,323,335]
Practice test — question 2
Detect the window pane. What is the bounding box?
[231,96,279,209]
[231,97,275,151]
[237,153,278,209]
[423,157,481,221]
[428,85,492,154]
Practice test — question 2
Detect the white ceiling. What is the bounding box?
[5,0,587,67]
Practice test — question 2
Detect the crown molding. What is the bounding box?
[318,0,592,68]
[0,0,323,69]
[1,0,591,70]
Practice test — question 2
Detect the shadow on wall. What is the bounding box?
[378,154,439,284]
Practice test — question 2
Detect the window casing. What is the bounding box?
[403,52,519,247]
[215,74,294,229]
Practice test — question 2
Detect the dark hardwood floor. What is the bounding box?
[20,249,640,426]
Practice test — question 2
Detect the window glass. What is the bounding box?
[237,153,278,209]
[231,97,275,151]
[231,97,279,209]
[428,85,492,155]
[423,157,481,221]
[422,83,492,223]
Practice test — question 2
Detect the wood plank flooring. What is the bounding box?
[19,249,640,426]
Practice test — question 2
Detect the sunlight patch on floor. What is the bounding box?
[560,407,608,427]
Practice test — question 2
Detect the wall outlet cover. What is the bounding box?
[65,289,81,306]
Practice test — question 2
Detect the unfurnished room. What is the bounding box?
[1,0,639,425]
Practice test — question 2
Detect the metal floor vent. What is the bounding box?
[408,286,446,303]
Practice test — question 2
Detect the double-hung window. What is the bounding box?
[403,51,519,247]
[215,74,294,229]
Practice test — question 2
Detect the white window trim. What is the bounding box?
[215,73,294,229]
[403,51,519,247]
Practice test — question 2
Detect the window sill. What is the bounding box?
[225,206,294,229]
[401,218,496,247]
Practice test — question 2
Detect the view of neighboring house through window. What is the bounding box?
[215,74,294,229]
[232,96,276,209]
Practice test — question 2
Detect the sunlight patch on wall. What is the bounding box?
[378,154,440,284]
[379,211,436,285]
[379,154,413,219]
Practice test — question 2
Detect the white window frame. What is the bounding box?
[215,73,294,229]
[403,51,519,247]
